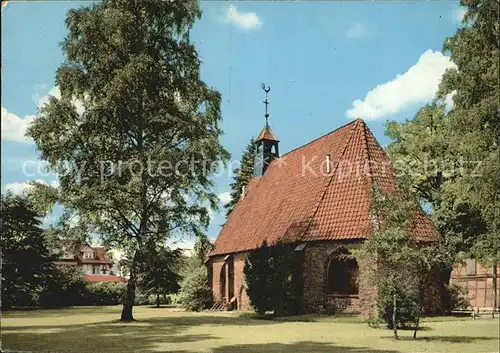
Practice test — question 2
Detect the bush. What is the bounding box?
[134,293,150,306]
[244,241,299,316]
[168,293,181,305]
[366,315,382,328]
[443,283,471,312]
[146,294,172,306]
[86,282,125,306]
[179,267,212,311]
[39,267,126,307]
[39,267,87,307]
[377,283,419,329]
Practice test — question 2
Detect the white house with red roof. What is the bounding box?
[54,243,125,283]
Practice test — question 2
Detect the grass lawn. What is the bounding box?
[2,306,499,353]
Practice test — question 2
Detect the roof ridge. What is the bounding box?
[361,120,376,238]
[299,119,362,241]
[278,119,361,159]
[361,120,375,186]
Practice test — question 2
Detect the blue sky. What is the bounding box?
[1,1,465,248]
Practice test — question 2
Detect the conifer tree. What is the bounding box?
[225,138,256,218]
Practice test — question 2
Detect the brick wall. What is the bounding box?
[210,256,225,302]
[209,252,251,310]
[301,241,377,316]
[209,241,378,315]
[233,252,251,310]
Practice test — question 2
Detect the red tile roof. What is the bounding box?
[83,275,126,283]
[210,119,438,256]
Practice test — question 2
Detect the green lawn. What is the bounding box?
[2,306,499,353]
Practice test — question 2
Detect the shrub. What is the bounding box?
[179,267,212,311]
[39,267,126,307]
[168,293,181,305]
[244,241,299,316]
[146,294,172,306]
[443,283,471,312]
[134,293,150,306]
[366,315,382,328]
[377,283,419,329]
[86,282,125,306]
[39,267,87,307]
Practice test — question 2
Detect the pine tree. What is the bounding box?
[225,138,257,219]
[137,245,183,308]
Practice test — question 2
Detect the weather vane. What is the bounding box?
[261,83,271,123]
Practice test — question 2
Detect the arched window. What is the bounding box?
[327,251,359,295]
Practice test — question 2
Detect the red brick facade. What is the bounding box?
[208,120,440,315]
[208,240,445,315]
[300,241,377,316]
[208,241,378,315]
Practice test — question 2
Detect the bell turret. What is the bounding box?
[254,84,279,177]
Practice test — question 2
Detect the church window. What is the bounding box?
[327,250,359,295]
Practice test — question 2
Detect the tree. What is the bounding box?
[39,266,88,307]
[225,138,256,218]
[355,185,443,339]
[178,266,211,311]
[244,241,273,315]
[385,105,488,282]
[193,234,213,265]
[437,0,500,313]
[1,192,56,309]
[27,0,229,321]
[244,241,298,316]
[137,245,183,307]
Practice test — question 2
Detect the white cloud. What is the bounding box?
[4,178,59,195]
[346,23,368,39]
[346,50,456,120]
[37,86,61,109]
[444,90,457,112]
[454,8,467,22]
[226,5,262,31]
[1,107,36,143]
[2,86,84,144]
[39,86,85,115]
[4,181,34,195]
[218,191,232,205]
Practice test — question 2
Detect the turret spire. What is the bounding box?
[261,83,270,124]
[254,83,279,177]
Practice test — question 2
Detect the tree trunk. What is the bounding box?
[156,293,160,308]
[393,293,398,339]
[413,305,422,339]
[120,251,139,322]
[493,264,497,319]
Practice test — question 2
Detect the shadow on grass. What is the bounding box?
[3,322,218,352]
[394,336,500,343]
[238,312,365,323]
[172,341,400,353]
[3,312,277,332]
[3,312,498,353]
[2,313,281,353]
